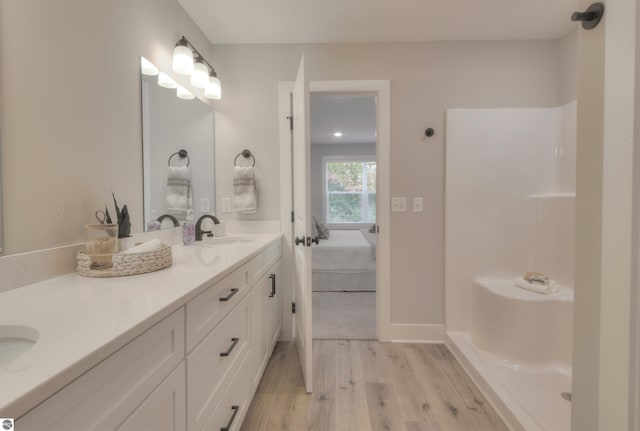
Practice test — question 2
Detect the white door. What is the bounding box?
[292,56,313,393]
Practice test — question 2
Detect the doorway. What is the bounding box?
[309,93,378,339]
[279,79,391,339]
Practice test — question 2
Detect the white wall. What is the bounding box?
[559,29,578,106]
[0,0,212,254]
[310,143,375,221]
[212,40,564,327]
[445,103,576,332]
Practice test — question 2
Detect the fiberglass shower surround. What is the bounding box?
[444,102,576,431]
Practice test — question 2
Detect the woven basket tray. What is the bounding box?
[77,243,172,277]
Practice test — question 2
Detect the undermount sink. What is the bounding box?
[0,325,39,367]
[202,237,256,245]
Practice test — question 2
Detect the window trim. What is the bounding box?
[321,155,376,228]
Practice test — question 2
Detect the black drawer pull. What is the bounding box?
[269,274,276,297]
[219,288,239,302]
[220,337,240,357]
[220,405,240,431]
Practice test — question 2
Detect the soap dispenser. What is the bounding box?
[183,210,195,245]
[147,209,161,231]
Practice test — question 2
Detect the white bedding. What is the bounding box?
[312,230,375,273]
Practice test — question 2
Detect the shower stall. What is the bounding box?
[445,102,576,431]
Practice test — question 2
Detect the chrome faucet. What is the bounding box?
[195,214,220,241]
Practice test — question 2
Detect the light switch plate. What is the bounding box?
[413,197,424,213]
[200,197,210,213]
[222,197,232,213]
[391,197,407,212]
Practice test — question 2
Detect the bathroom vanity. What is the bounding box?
[0,233,282,431]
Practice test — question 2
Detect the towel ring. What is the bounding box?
[234,149,255,167]
[168,149,190,167]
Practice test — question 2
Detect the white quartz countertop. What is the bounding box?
[0,232,281,418]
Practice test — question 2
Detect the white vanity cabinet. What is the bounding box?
[12,236,283,431]
[190,240,282,430]
[250,259,282,395]
[186,293,250,431]
[17,308,186,431]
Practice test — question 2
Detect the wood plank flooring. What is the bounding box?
[241,341,508,431]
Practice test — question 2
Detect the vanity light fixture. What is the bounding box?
[171,35,222,100]
[191,57,209,89]
[172,37,194,75]
[176,85,195,100]
[204,71,222,100]
[157,72,178,89]
[140,57,159,76]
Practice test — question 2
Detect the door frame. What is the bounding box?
[279,79,391,342]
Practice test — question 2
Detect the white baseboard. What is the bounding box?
[388,323,445,343]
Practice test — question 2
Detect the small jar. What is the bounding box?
[85,224,118,270]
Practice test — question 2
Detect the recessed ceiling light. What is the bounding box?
[333,132,343,137]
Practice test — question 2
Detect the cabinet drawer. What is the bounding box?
[202,354,249,431]
[186,262,249,352]
[118,362,186,431]
[17,308,185,430]
[187,294,250,431]
[249,240,281,285]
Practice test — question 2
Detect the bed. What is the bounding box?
[312,229,376,292]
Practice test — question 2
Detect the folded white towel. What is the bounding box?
[166,166,193,219]
[232,166,257,213]
[121,239,162,254]
[515,276,559,295]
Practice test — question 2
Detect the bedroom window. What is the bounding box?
[323,157,376,225]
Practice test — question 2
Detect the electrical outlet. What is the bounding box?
[391,197,407,212]
[413,197,424,213]
[200,197,210,213]
[222,197,232,213]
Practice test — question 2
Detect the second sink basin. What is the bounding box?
[0,325,39,367]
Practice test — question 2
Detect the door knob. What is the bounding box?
[311,236,319,245]
[295,236,305,246]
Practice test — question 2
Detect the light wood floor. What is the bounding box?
[241,340,508,431]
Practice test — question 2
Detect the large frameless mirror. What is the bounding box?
[140,57,215,231]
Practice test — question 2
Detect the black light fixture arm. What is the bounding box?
[176,35,218,75]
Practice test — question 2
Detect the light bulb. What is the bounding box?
[204,74,222,100]
[191,59,209,89]
[140,57,159,76]
[176,85,195,100]
[172,43,194,75]
[157,72,177,89]
[333,132,343,137]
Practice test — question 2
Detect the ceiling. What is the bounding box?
[310,95,376,146]
[177,0,579,44]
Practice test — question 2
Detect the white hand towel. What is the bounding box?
[166,166,193,218]
[121,239,162,254]
[514,276,559,295]
[232,166,257,213]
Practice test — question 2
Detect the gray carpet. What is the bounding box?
[312,291,376,340]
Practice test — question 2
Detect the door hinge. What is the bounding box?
[286,115,293,130]
[291,210,294,223]
[292,302,296,314]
